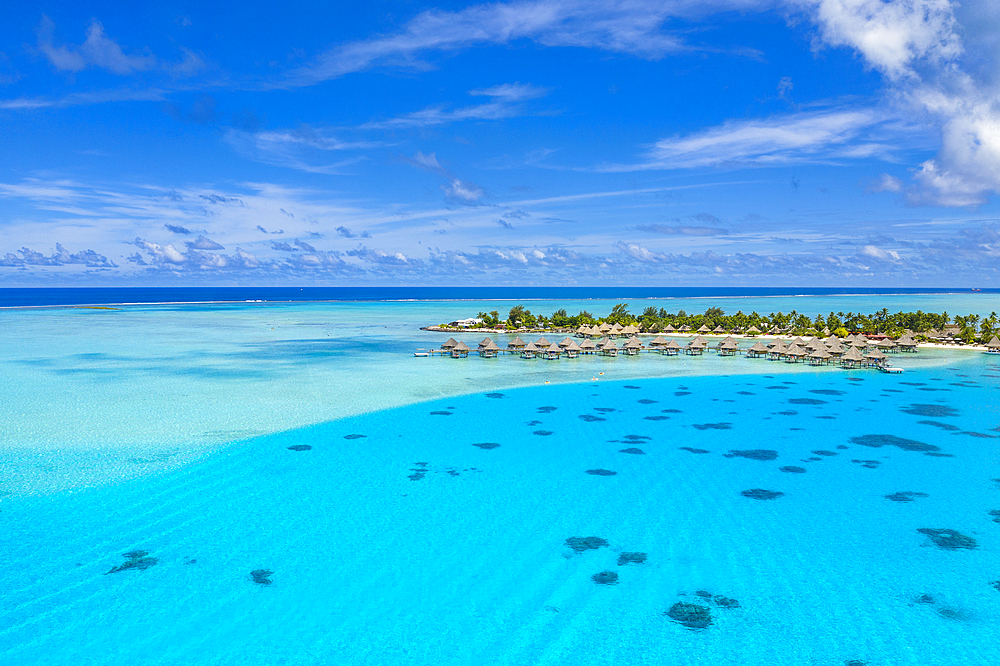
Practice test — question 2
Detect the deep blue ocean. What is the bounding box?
[2,286,998,308]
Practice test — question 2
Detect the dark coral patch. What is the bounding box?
[765,385,791,390]
[106,550,158,574]
[924,452,954,457]
[812,450,838,456]
[679,447,710,454]
[675,391,691,397]
[565,536,609,553]
[850,434,939,452]
[693,422,733,430]
[619,448,646,454]
[579,415,606,422]
[527,420,543,426]
[991,581,1000,592]
[585,469,617,476]
[537,406,558,413]
[918,528,978,550]
[958,431,996,439]
[592,570,620,585]
[250,569,274,585]
[472,442,500,450]
[807,457,823,461]
[533,430,554,436]
[724,449,778,461]
[623,385,641,389]
[694,590,713,598]
[485,393,506,399]
[714,596,740,608]
[810,389,846,396]
[430,411,453,416]
[816,415,837,420]
[287,444,312,451]
[594,407,616,413]
[638,399,658,404]
[645,416,671,421]
[789,398,828,405]
[662,409,683,413]
[885,491,929,502]
[737,391,755,395]
[741,488,784,500]
[624,434,651,440]
[781,466,807,473]
[617,552,647,565]
[915,594,936,604]
[851,459,881,469]
[666,602,712,629]
[844,661,869,666]
[987,509,1000,524]
[837,445,849,449]
[902,404,958,417]
[846,377,864,382]
[343,434,367,439]
[776,411,798,416]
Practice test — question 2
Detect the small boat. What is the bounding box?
[880,366,904,373]
[413,351,429,357]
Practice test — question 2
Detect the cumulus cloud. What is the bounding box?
[799,0,1000,206]
[405,151,486,204]
[336,225,371,239]
[36,16,156,75]
[0,243,116,268]
[346,245,417,266]
[859,244,902,261]
[867,173,904,193]
[185,235,224,250]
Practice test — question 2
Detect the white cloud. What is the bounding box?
[360,82,550,129]
[612,108,894,170]
[860,244,901,261]
[222,127,374,174]
[37,16,156,75]
[288,0,771,85]
[799,0,1000,206]
[869,173,904,193]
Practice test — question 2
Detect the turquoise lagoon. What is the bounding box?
[1,295,999,665]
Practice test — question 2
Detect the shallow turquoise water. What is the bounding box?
[2,353,999,665]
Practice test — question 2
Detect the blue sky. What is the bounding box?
[2,0,1000,286]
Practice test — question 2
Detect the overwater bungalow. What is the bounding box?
[877,338,898,353]
[897,335,918,352]
[808,348,833,365]
[598,323,612,335]
[535,336,551,347]
[441,337,459,350]
[663,324,677,333]
[623,337,644,355]
[600,339,619,356]
[784,343,806,362]
[826,339,846,356]
[768,339,786,360]
[451,341,471,358]
[718,336,739,356]
[649,335,668,349]
[521,341,539,359]
[478,337,493,350]
[686,338,707,355]
[712,325,727,334]
[479,340,500,358]
[544,343,563,360]
[579,339,598,354]
[622,324,639,337]
[747,341,769,358]
[840,346,864,368]
[662,339,681,356]
[559,337,575,348]
[565,340,582,358]
[985,336,1000,354]
[696,324,711,334]
[864,348,886,368]
[508,336,526,350]
[575,325,588,337]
